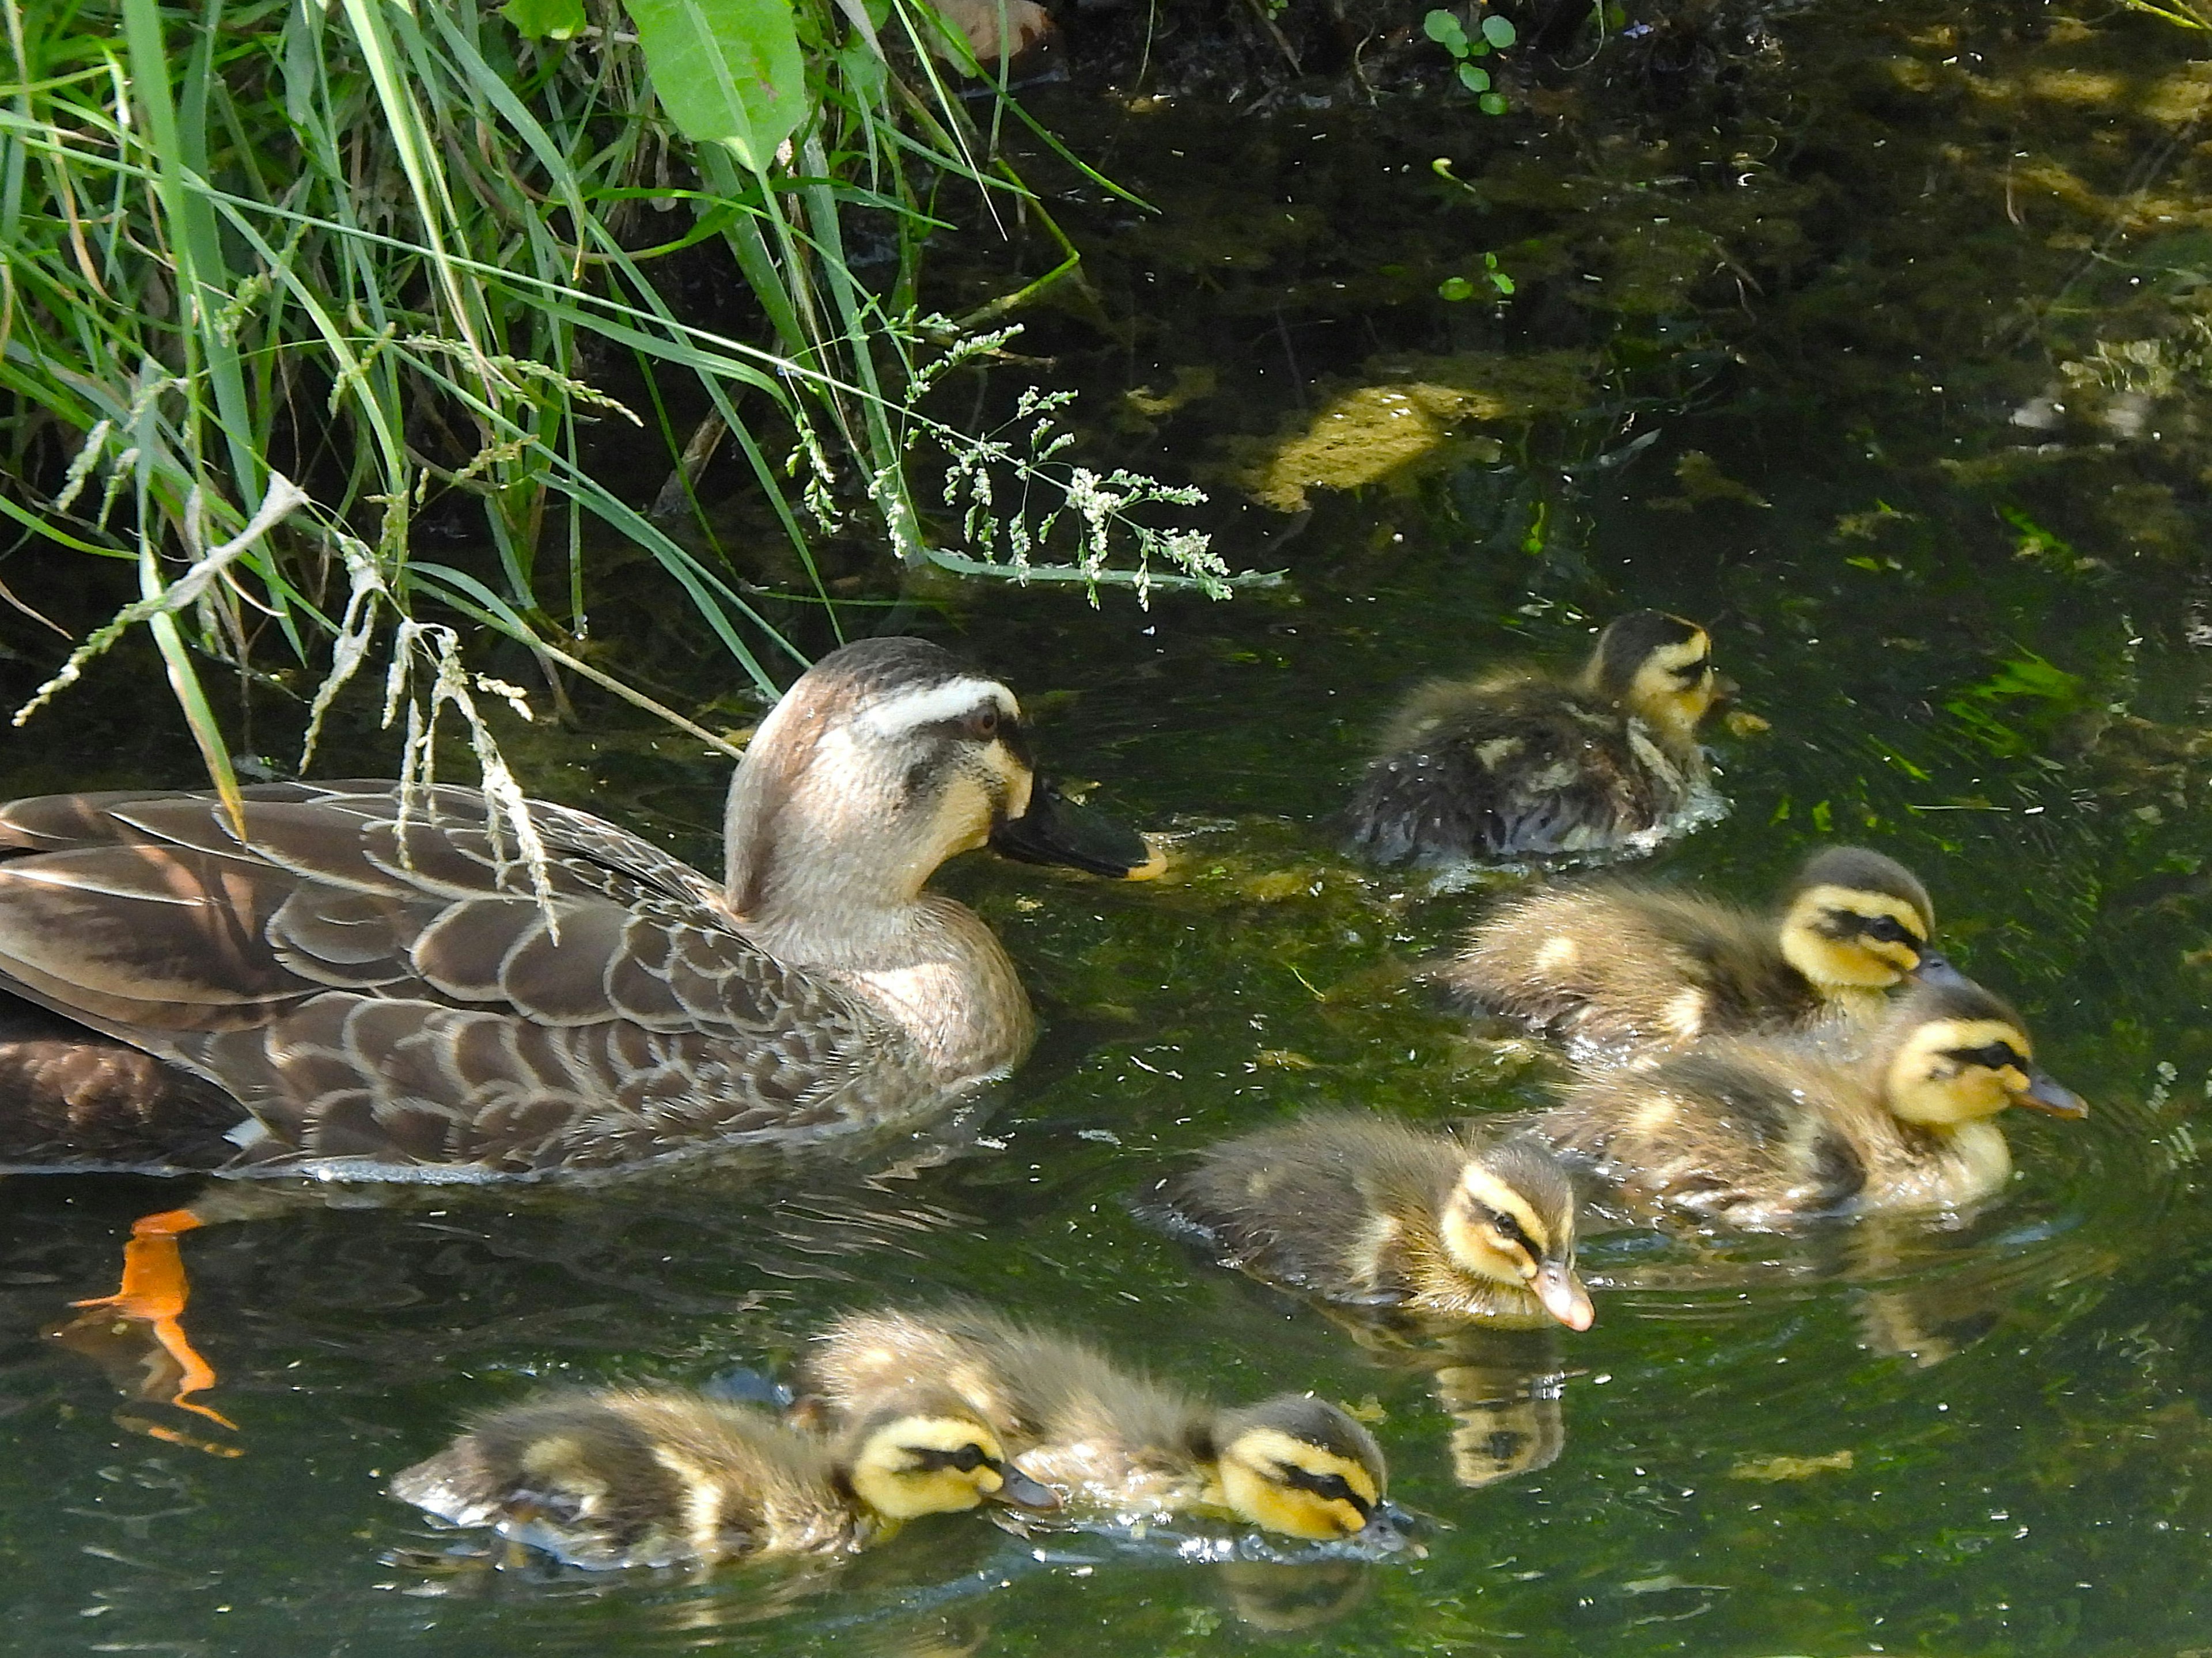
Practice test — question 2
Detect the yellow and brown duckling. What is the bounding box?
[1343,610,1730,866]
[390,1384,1058,1570]
[1536,978,2088,1228]
[791,1304,1398,1546]
[1441,845,1945,1060]
[1154,1110,1593,1331]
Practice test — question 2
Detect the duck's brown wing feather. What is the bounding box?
[0,784,926,1175]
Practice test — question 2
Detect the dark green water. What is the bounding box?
[8,0,2212,1652]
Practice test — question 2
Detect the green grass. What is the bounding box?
[0,0,1241,817]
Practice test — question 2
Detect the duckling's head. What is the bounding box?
[1210,1394,1391,1543]
[1581,610,1725,745]
[1880,981,2088,1128]
[724,638,1146,921]
[842,1390,1060,1522]
[1778,846,1939,991]
[1437,1137,1594,1331]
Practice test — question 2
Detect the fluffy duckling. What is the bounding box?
[1154,1111,1593,1330]
[1537,979,2088,1227]
[391,1384,1058,1570]
[1441,846,1944,1059]
[791,1305,1396,1546]
[1344,610,1729,866]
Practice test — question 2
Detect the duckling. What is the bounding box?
[791,1305,1396,1546]
[1153,1110,1593,1330]
[390,1384,1059,1570]
[1441,845,1944,1060]
[1536,978,2088,1227]
[1344,610,1730,866]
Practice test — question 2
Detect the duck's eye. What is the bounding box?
[964,707,1001,741]
[1671,657,1711,683]
[1859,915,1914,946]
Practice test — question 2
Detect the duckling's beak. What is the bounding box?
[1532,1260,1595,1331]
[988,1459,1063,1512]
[2015,1065,2089,1120]
[989,776,1153,879]
[1908,950,1972,987]
[1357,1500,1425,1555]
[1711,672,1742,705]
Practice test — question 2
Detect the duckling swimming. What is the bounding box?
[1344,610,1729,866]
[1154,1110,1592,1330]
[791,1304,1396,1545]
[1441,846,1943,1060]
[391,1384,1058,1570]
[1536,978,2088,1227]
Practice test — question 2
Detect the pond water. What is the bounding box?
[8,0,2212,1653]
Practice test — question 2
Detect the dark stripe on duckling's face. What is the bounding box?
[1276,1462,1374,1524]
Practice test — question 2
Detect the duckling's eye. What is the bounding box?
[963,707,1001,741]
[1859,915,1915,946]
[1950,1041,2028,1072]
[1278,1465,1373,1518]
[1671,657,1711,683]
[909,1443,989,1473]
[1483,1208,1537,1258]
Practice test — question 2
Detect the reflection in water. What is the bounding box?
[1321,1309,1571,1490]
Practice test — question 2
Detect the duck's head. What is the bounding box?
[841,1390,1060,1522]
[1880,980,2088,1128]
[1211,1394,1395,1543]
[1437,1136,1593,1331]
[1778,846,1941,991]
[724,638,1150,920]
[1581,610,1729,745]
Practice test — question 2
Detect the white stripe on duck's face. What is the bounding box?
[851,678,1020,742]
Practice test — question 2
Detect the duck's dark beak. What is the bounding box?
[2016,1065,2089,1120]
[1532,1259,1595,1332]
[990,776,1156,879]
[989,1459,1062,1512]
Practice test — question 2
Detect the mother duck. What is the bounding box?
[0,637,1151,1180]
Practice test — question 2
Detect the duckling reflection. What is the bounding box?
[1331,1310,1571,1492]
[791,1304,1402,1549]
[1442,845,1945,1061]
[1152,1110,1593,1330]
[1344,610,1730,866]
[391,1384,1058,1570]
[1538,978,2088,1226]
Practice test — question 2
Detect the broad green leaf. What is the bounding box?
[1479,90,1508,114]
[502,0,588,39]
[1481,13,1517,46]
[1423,9,1467,45]
[1438,275,1476,301]
[1458,61,1490,92]
[623,0,807,172]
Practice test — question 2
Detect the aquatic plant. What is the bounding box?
[1424,6,1517,115]
[0,0,1231,819]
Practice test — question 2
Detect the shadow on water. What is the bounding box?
[11,0,2212,1651]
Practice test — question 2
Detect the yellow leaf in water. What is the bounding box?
[1729,1450,1854,1482]
[1724,709,1773,738]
